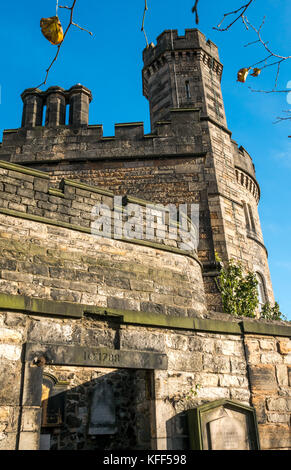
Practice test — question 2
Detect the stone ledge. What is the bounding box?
[242,321,291,338]
[246,233,268,258]
[8,152,207,166]
[1,292,290,337]
[48,188,65,198]
[0,292,83,318]
[193,318,242,335]
[25,342,168,370]
[0,160,49,179]
[62,179,115,197]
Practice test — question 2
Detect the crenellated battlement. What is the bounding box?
[143,29,220,67]
[142,28,224,131]
[0,108,204,165]
[0,25,283,454]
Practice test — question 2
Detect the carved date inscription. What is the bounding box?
[83,350,120,365]
[25,343,167,370]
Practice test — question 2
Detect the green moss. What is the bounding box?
[0,293,27,311]
[1,292,290,337]
[193,318,242,334]
[0,292,83,318]
[49,188,65,198]
[242,321,291,337]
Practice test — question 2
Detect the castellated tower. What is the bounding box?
[142,29,227,131]
[142,29,274,308]
[0,28,274,311]
[0,29,289,452]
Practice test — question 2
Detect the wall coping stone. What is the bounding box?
[1,292,290,337]
[0,160,50,179]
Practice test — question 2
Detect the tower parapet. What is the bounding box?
[143,29,220,67]
[142,29,225,132]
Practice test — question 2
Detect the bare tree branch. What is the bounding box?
[273,110,291,124]
[243,16,291,61]
[214,4,290,94]
[141,0,149,47]
[241,15,291,90]
[214,0,255,31]
[191,0,200,25]
[36,0,93,88]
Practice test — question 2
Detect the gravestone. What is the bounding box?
[187,399,260,450]
[88,381,117,435]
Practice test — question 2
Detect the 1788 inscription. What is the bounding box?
[83,350,120,365]
[25,343,167,370]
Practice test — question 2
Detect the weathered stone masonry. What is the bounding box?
[0,28,290,450]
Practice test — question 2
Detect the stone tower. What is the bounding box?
[0,29,289,452]
[141,29,273,308]
[0,28,273,310]
[142,29,227,131]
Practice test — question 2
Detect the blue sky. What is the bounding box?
[0,1,290,319]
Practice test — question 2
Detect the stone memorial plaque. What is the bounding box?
[89,381,117,435]
[207,413,249,450]
[187,399,260,450]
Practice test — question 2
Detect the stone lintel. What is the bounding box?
[24,343,168,370]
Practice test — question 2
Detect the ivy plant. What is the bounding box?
[215,254,259,318]
[215,254,287,321]
[260,301,287,321]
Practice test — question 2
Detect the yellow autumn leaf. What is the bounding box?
[250,68,262,77]
[237,68,250,83]
[40,16,64,45]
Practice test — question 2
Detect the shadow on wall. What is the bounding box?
[40,368,153,451]
[166,413,190,450]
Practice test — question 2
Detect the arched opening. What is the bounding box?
[39,373,68,450]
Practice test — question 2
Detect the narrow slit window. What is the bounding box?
[185,81,191,99]
[248,204,257,233]
[243,202,251,231]
[256,272,267,311]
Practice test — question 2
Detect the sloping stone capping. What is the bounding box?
[0,160,199,257]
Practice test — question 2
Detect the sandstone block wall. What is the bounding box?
[0,27,287,451]
[0,306,290,450]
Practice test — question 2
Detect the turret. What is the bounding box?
[142,29,226,131]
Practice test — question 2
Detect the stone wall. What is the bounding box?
[41,366,152,450]
[245,334,291,449]
[0,305,290,450]
[0,27,288,451]
[0,210,206,317]
[0,162,289,451]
